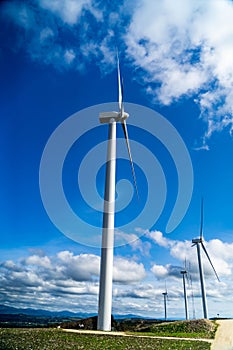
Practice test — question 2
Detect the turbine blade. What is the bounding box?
[121,120,139,199]
[200,197,204,240]
[117,52,123,116]
[201,242,220,282]
[121,76,124,115]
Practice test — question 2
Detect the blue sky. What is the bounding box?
[0,0,233,319]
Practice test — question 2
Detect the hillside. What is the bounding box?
[133,319,218,339]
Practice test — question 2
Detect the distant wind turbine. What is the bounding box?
[192,198,220,319]
[162,284,168,321]
[180,259,189,320]
[97,54,138,331]
[188,262,196,319]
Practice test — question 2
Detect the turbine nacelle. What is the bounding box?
[99,111,129,124]
[192,238,202,244]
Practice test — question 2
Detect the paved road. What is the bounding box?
[211,320,233,350]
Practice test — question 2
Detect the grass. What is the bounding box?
[0,328,211,350]
[129,319,218,339]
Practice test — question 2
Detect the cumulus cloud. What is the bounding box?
[113,257,146,283]
[0,250,146,312]
[147,230,175,248]
[24,255,52,268]
[57,251,100,281]
[0,244,232,318]
[1,0,96,71]
[0,260,23,272]
[2,0,233,139]
[146,229,233,283]
[125,0,233,140]
[151,263,182,279]
[124,229,233,318]
[0,0,118,71]
[38,0,94,25]
[114,283,160,299]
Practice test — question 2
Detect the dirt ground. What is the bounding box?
[64,329,213,343]
[211,319,233,350]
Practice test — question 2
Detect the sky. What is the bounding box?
[0,0,233,320]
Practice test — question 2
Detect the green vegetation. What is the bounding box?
[0,328,212,350]
[0,313,76,328]
[130,319,218,339]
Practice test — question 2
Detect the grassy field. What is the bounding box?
[0,328,211,350]
[130,319,218,339]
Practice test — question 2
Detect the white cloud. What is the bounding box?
[0,250,147,313]
[147,230,174,248]
[25,255,52,268]
[3,0,233,140]
[151,263,182,279]
[146,229,233,284]
[57,251,100,281]
[1,260,22,272]
[0,242,232,318]
[113,257,146,283]
[64,49,76,64]
[1,0,103,71]
[151,264,168,278]
[38,0,93,25]
[113,283,159,299]
[125,0,233,140]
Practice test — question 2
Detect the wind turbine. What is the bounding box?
[162,284,168,321]
[180,259,189,320]
[188,262,196,319]
[97,55,138,331]
[192,198,220,319]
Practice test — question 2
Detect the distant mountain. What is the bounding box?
[0,305,154,320]
[114,314,149,320]
[0,305,96,318]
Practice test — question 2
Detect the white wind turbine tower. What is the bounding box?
[97,55,138,331]
[180,259,189,320]
[192,199,220,319]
